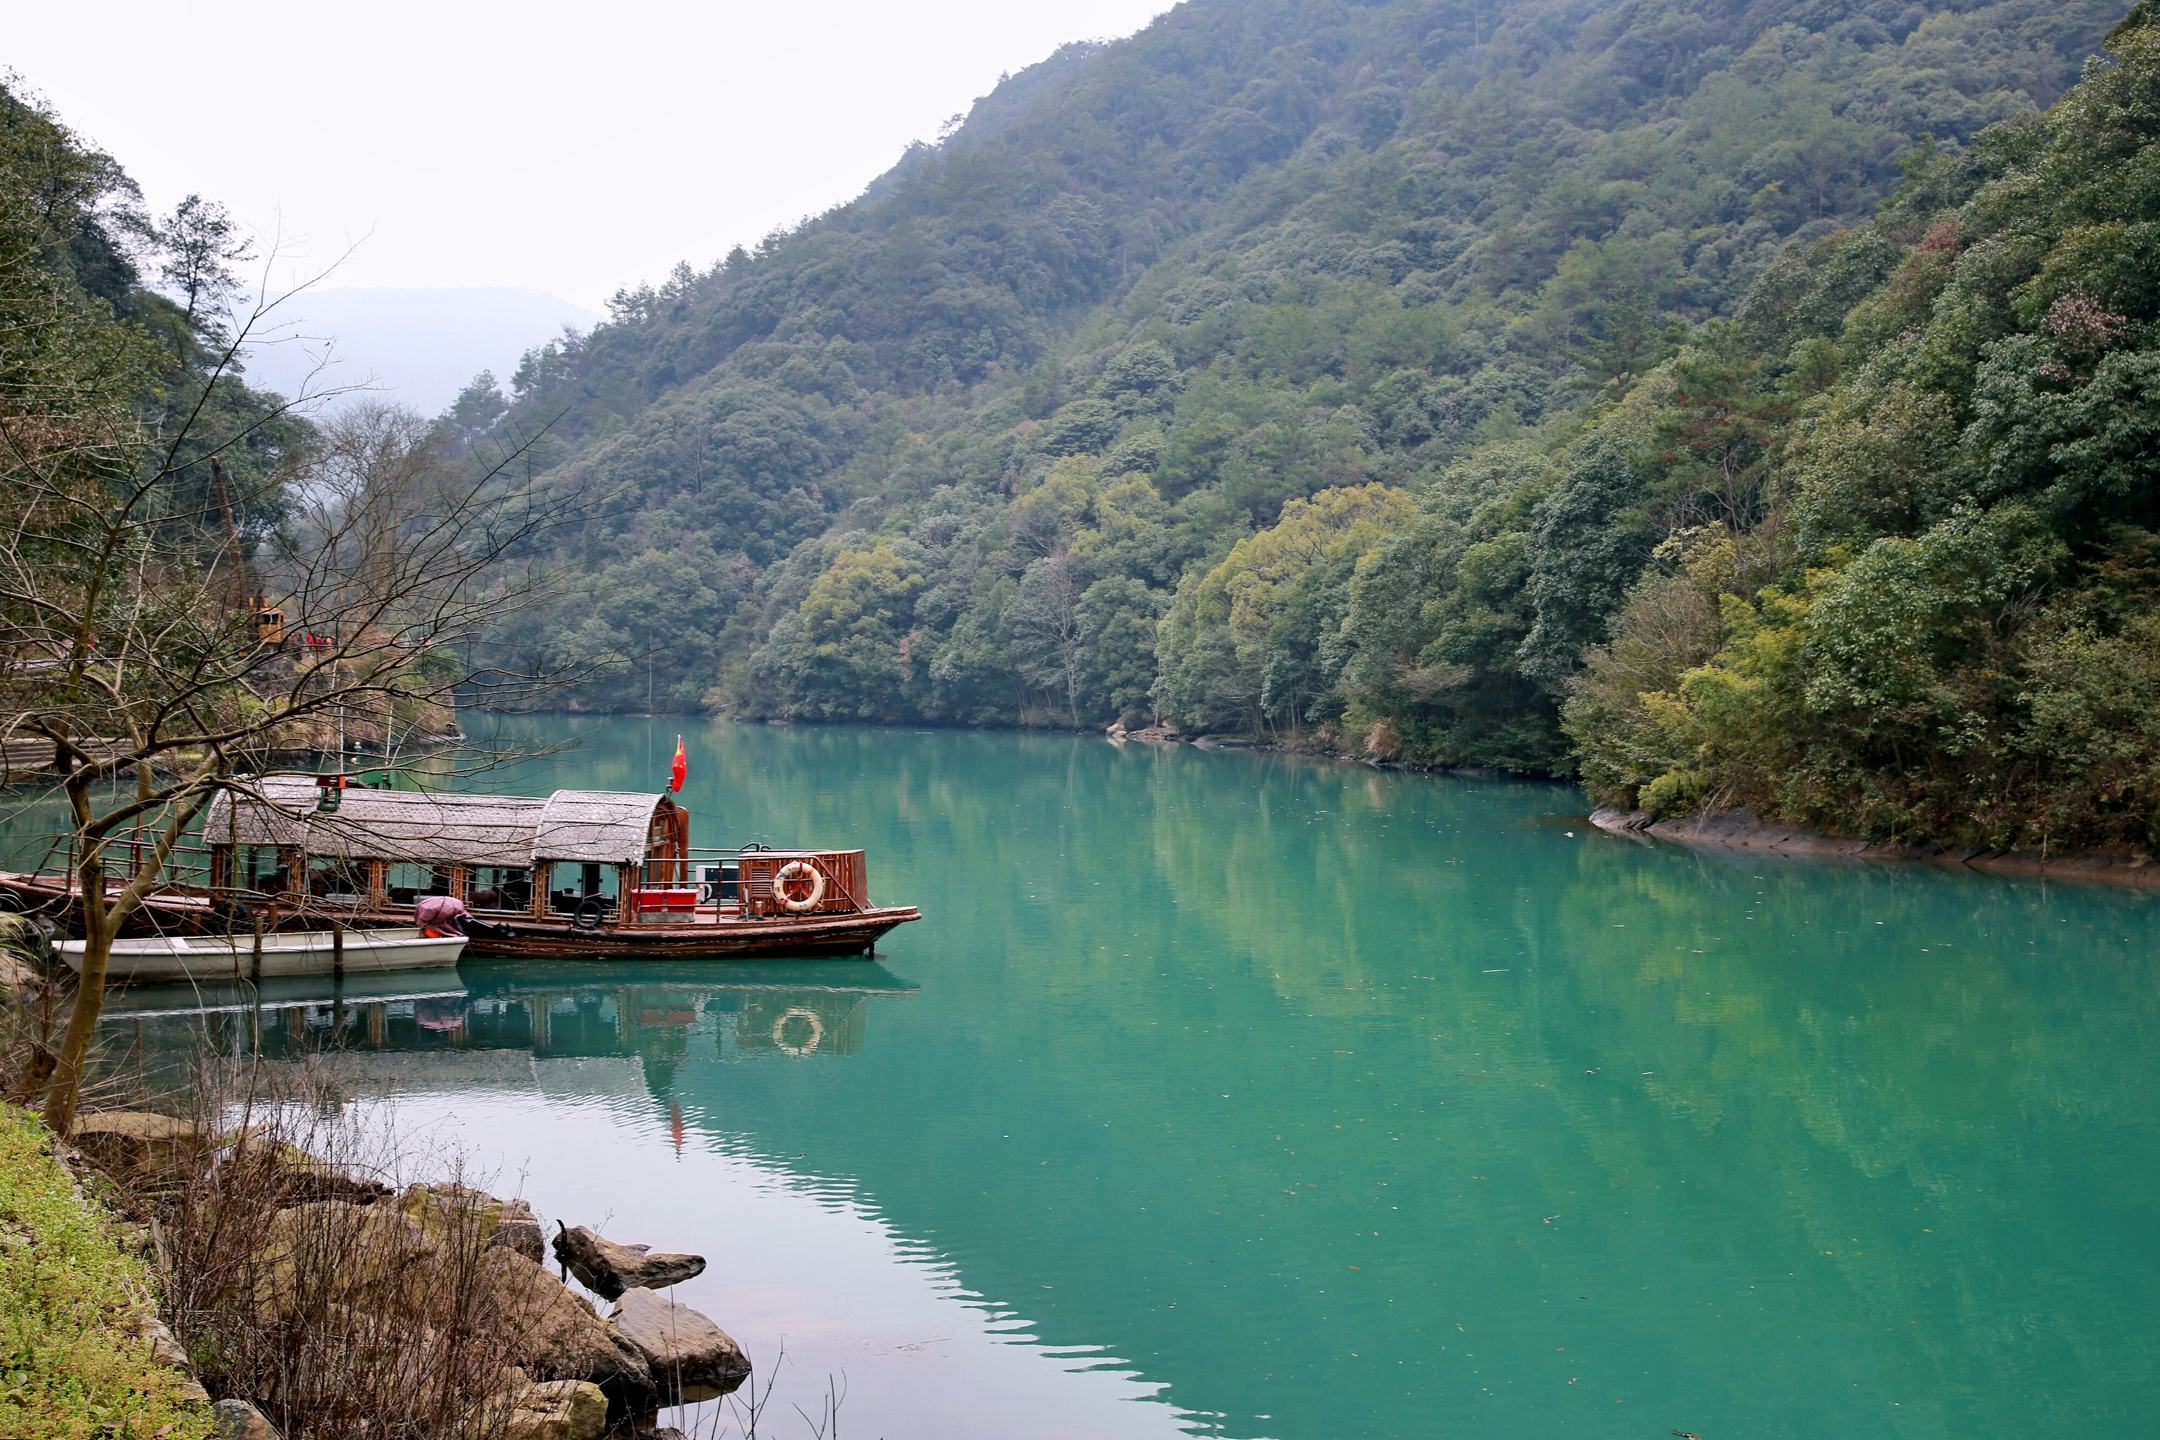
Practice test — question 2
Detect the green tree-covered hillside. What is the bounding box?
[1566,3,2160,851]
[472,0,2148,849]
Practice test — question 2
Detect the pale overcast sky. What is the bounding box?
[6,0,1174,310]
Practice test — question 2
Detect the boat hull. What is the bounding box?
[57,928,467,984]
[2,873,920,961]
[457,907,920,959]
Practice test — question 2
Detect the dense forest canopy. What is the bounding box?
[20,0,2132,854]
[0,83,306,554]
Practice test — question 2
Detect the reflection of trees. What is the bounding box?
[607,721,2159,1438]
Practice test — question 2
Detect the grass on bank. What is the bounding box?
[0,1101,213,1440]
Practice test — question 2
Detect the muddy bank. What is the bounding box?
[1590,806,2160,893]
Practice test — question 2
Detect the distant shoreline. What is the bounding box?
[1589,806,2160,894]
[529,712,2160,892]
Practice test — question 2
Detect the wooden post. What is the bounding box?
[331,918,345,983]
[250,913,264,983]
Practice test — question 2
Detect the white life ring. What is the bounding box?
[770,859,825,913]
[772,1006,825,1056]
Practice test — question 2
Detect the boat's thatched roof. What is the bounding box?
[203,777,673,869]
[535,789,668,863]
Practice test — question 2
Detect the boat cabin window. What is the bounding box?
[240,846,291,896]
[303,855,368,905]
[468,866,532,913]
[383,861,452,907]
[547,861,620,918]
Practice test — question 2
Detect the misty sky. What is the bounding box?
[7,0,1174,310]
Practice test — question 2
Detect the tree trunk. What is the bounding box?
[41,846,109,1135]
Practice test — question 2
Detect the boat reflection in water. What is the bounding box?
[96,959,917,1089]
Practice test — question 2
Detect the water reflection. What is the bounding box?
[99,960,914,1095]
[63,720,2160,1440]
[94,956,1222,1440]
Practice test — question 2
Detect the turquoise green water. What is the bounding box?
[68,718,2160,1437]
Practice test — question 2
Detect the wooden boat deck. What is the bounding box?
[2,776,921,962]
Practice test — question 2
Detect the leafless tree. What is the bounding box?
[0,270,577,1133]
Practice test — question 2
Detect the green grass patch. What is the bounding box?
[0,1102,213,1440]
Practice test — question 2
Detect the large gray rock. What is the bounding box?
[247,1201,429,1324]
[0,945,41,1003]
[224,1135,390,1206]
[496,1217,548,1260]
[500,1378,608,1440]
[551,1223,704,1299]
[69,1111,209,1182]
[129,1310,207,1404]
[211,1398,280,1440]
[399,1183,545,1262]
[483,1249,657,1414]
[607,1286,751,1403]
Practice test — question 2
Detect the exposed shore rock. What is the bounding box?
[401,1182,545,1262]
[608,1286,752,1402]
[500,1377,608,1440]
[1589,806,2160,892]
[551,1223,704,1299]
[130,1310,208,1404]
[69,1111,210,1182]
[248,1201,430,1322]
[64,1116,672,1436]
[0,946,41,1003]
[211,1398,281,1440]
[225,1134,392,1206]
[484,1248,658,1414]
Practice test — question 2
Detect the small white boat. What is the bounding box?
[57,928,466,983]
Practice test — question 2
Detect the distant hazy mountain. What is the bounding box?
[238,286,600,415]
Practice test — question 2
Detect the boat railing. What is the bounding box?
[37,832,221,892]
[638,846,868,917]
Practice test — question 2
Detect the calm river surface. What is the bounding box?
[66,718,2160,1438]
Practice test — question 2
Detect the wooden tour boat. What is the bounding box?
[58,926,467,984]
[2,775,920,961]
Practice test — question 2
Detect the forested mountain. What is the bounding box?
[0,86,303,556]
[474,0,2150,850]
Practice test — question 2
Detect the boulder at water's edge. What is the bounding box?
[552,1223,704,1298]
[608,1285,752,1402]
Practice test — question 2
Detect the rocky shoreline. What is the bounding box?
[62,1108,745,1440]
[1110,721,2160,893]
[1589,806,2160,893]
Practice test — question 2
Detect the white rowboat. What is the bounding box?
[57,928,466,983]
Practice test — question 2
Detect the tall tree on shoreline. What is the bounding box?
[0,83,580,1131]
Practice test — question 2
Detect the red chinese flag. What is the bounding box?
[670,736,687,792]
